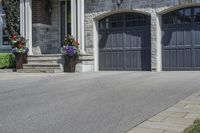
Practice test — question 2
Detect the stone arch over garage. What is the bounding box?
[92,11,151,71]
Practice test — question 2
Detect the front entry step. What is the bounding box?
[17,54,94,73]
[17,54,63,73]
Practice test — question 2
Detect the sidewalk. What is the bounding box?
[127,90,200,133]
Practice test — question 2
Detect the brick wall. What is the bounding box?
[32,0,51,25]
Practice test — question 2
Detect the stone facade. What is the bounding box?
[2,0,200,71]
[84,0,200,71]
[32,0,60,54]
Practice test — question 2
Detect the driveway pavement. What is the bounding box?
[0,72,200,133]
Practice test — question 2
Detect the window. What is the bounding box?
[0,2,10,46]
[125,14,149,27]
[194,8,200,22]
[99,13,150,30]
[163,7,200,25]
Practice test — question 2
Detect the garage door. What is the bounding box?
[162,7,200,70]
[99,13,151,70]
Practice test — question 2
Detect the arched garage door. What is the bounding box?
[99,13,151,71]
[162,7,200,70]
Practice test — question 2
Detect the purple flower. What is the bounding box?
[64,46,77,56]
[11,48,18,54]
[25,48,29,54]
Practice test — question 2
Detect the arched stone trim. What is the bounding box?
[157,3,200,15]
[93,9,151,21]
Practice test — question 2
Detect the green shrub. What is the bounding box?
[182,119,200,133]
[0,53,15,69]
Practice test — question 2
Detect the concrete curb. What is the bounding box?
[127,90,200,133]
[0,69,15,73]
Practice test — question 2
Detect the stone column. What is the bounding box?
[77,0,85,53]
[71,0,77,39]
[151,11,162,72]
[20,0,33,55]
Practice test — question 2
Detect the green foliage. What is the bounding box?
[4,0,20,36]
[0,53,15,69]
[182,119,200,133]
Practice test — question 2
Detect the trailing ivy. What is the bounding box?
[4,0,20,36]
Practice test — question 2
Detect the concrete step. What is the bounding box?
[17,69,63,73]
[18,53,94,73]
[27,59,63,64]
[18,54,64,73]
[28,55,62,60]
[23,64,61,69]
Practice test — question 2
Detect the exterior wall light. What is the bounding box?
[117,0,123,7]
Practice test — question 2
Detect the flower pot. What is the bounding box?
[64,56,77,72]
[15,53,27,69]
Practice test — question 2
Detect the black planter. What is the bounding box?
[64,56,77,72]
[15,53,27,69]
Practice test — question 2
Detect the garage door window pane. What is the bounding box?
[183,8,192,23]
[125,14,148,27]
[194,8,200,22]
[105,15,123,29]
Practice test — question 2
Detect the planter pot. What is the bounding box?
[15,53,27,69]
[64,56,77,72]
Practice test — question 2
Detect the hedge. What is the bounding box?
[0,53,15,69]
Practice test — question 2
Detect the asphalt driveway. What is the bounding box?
[0,72,200,133]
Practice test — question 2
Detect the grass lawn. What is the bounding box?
[182,119,200,133]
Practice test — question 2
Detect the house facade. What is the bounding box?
[1,0,200,72]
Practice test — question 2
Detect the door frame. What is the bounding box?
[60,0,71,46]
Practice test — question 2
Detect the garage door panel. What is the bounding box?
[177,30,184,46]
[125,51,132,69]
[116,31,124,48]
[105,52,111,69]
[131,51,139,69]
[112,51,124,69]
[185,49,192,68]
[99,51,106,69]
[112,33,117,48]
[177,49,184,67]
[141,50,151,70]
[106,33,112,48]
[163,50,170,69]
[163,28,177,47]
[184,30,191,46]
[194,27,200,46]
[99,33,107,49]
[194,49,200,67]
[125,29,145,48]
[170,50,177,68]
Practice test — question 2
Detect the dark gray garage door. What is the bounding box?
[99,13,151,71]
[162,7,200,70]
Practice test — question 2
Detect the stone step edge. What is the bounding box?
[24,64,61,66]
[28,53,93,57]
[17,69,63,73]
